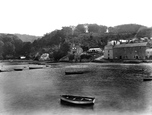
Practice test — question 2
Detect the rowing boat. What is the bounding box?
[14,68,23,71]
[29,67,43,69]
[65,71,84,75]
[60,95,95,105]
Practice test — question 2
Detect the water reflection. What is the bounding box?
[0,62,152,115]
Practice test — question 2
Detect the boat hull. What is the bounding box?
[143,78,152,81]
[65,71,84,75]
[14,69,23,71]
[60,95,95,105]
[29,67,43,69]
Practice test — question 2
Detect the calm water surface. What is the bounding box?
[0,62,152,115]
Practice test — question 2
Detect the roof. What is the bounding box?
[114,42,147,48]
[146,48,152,51]
[89,48,102,51]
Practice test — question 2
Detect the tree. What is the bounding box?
[46,30,65,46]
[109,24,146,34]
[20,42,32,58]
[52,42,70,61]
[60,42,70,55]
[135,27,152,39]
[74,24,86,35]
[13,38,23,57]
[61,26,73,37]
[88,24,107,33]
[3,42,15,58]
[0,41,4,59]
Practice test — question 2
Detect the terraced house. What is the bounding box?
[104,40,152,60]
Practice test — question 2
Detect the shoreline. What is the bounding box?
[92,59,152,63]
[1,59,152,64]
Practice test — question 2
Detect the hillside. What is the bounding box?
[15,34,40,43]
[0,23,151,60]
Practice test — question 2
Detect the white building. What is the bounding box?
[39,53,50,61]
[88,48,102,53]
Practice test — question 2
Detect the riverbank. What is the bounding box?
[92,59,152,63]
[1,58,152,65]
[0,59,55,64]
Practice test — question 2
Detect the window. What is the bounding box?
[135,55,139,59]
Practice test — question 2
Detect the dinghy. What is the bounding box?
[60,95,95,105]
[65,71,84,75]
[14,68,23,71]
[29,67,43,69]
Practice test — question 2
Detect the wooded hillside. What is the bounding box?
[0,23,151,60]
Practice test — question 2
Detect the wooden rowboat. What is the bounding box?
[65,70,90,75]
[0,70,7,72]
[60,95,95,105]
[65,71,84,75]
[14,68,23,71]
[0,70,4,72]
[29,67,43,69]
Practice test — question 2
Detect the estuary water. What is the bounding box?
[0,62,152,115]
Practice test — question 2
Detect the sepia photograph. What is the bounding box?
[0,0,152,115]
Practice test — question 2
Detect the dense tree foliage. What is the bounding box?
[20,42,32,58]
[0,34,23,59]
[0,41,4,59]
[3,42,15,58]
[0,23,151,60]
[88,24,107,33]
[135,27,152,39]
[108,24,146,34]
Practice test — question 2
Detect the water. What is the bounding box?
[0,62,152,115]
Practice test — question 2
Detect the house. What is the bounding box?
[88,48,102,53]
[104,45,113,59]
[39,53,50,61]
[20,56,26,59]
[104,40,152,60]
[146,48,152,59]
[70,44,83,62]
[70,44,83,55]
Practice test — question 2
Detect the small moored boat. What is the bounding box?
[0,70,9,72]
[65,70,89,75]
[60,95,95,105]
[65,71,84,75]
[0,70,3,72]
[14,68,23,71]
[143,78,152,81]
[123,60,141,63]
[29,67,43,69]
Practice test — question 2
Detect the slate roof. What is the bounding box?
[114,42,147,48]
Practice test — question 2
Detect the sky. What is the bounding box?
[0,0,152,36]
